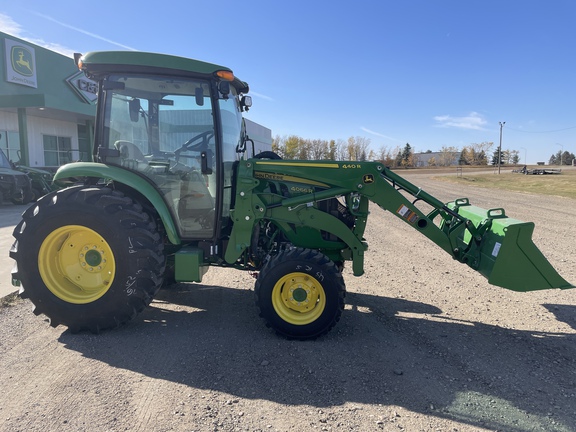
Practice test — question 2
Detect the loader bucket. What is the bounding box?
[449,203,574,292]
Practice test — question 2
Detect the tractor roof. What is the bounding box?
[78,51,249,93]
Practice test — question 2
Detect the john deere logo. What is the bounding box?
[4,39,37,88]
[11,47,34,76]
[363,174,375,184]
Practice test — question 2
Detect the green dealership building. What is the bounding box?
[0,31,95,169]
[0,31,270,170]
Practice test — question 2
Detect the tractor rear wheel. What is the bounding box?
[254,248,345,340]
[10,185,165,332]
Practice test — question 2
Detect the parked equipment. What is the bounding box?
[11,154,57,201]
[0,147,32,205]
[10,51,574,339]
[513,166,563,175]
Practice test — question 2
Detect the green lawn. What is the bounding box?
[434,167,576,200]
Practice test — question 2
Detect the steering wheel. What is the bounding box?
[174,130,214,162]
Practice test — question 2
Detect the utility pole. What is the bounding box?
[498,121,505,174]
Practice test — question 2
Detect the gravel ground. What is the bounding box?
[1,171,575,432]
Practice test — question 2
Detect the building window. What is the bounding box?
[0,130,21,161]
[43,135,72,166]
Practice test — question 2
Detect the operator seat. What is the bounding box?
[114,140,148,171]
[115,140,145,160]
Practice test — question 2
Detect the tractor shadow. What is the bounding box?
[542,303,576,331]
[59,283,576,432]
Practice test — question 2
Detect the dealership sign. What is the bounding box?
[66,71,98,104]
[4,39,37,88]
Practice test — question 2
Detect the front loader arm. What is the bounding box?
[226,159,573,291]
[225,160,369,275]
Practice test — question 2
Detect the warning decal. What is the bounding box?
[492,242,502,257]
[397,205,419,224]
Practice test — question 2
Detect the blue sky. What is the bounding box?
[1,1,575,164]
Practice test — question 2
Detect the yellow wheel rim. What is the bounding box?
[271,272,326,325]
[38,225,115,304]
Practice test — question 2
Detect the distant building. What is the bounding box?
[245,119,272,157]
[413,151,462,167]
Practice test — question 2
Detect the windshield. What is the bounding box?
[104,76,214,159]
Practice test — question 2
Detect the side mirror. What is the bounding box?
[129,98,141,123]
[195,87,205,106]
[218,81,230,99]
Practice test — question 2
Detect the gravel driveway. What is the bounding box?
[1,171,575,432]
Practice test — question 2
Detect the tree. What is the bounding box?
[510,149,520,165]
[327,140,337,160]
[459,147,473,165]
[468,142,493,165]
[491,148,504,166]
[501,149,519,165]
[296,138,311,160]
[375,145,398,166]
[438,146,459,166]
[394,150,403,167]
[335,139,349,161]
[549,151,559,165]
[400,143,413,168]
[271,135,283,157]
[476,150,488,165]
[375,145,388,162]
[549,150,576,165]
[309,139,328,160]
[272,134,376,162]
[271,135,299,159]
[346,136,371,161]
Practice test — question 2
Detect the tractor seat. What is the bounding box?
[115,140,146,161]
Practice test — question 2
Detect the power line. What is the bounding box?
[506,125,576,134]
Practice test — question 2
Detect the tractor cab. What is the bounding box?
[78,51,251,241]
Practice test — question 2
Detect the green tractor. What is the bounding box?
[11,152,57,201]
[0,147,33,205]
[10,51,573,339]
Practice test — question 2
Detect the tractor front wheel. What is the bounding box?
[255,248,345,340]
[10,186,165,332]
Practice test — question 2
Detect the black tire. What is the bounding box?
[10,185,165,332]
[254,248,345,340]
[10,190,32,205]
[30,187,43,202]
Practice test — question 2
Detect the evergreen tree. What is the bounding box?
[400,143,412,167]
[491,149,504,165]
[395,151,402,167]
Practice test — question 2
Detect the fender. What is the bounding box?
[54,162,180,245]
